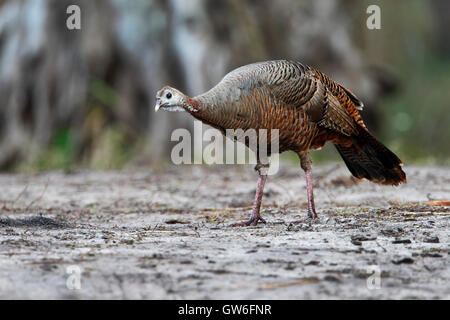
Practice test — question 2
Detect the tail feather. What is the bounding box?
[335,127,406,186]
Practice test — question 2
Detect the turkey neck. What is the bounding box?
[187,89,228,131]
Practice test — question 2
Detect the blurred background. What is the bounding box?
[0,0,448,172]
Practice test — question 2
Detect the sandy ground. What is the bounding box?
[0,163,448,299]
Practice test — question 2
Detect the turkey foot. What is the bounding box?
[230,214,266,227]
[291,209,317,224]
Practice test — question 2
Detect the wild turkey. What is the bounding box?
[155,60,406,226]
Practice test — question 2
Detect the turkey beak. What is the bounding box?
[155,99,161,112]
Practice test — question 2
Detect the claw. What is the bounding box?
[307,208,317,219]
[291,217,314,224]
[291,209,317,224]
[230,215,266,227]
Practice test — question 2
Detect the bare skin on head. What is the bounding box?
[155,60,406,227]
[155,86,198,113]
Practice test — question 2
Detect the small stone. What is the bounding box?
[285,262,296,270]
[424,236,439,243]
[351,234,376,242]
[421,252,443,258]
[121,238,134,245]
[324,275,341,282]
[392,239,411,244]
[392,257,414,265]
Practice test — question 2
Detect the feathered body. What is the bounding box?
[182,60,405,185]
[155,60,406,225]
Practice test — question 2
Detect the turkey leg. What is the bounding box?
[296,152,318,221]
[230,163,268,227]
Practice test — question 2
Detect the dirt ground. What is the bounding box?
[0,163,448,299]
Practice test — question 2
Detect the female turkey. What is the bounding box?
[155,60,406,226]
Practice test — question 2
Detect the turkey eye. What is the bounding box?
[166,92,172,99]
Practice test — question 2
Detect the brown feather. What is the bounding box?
[185,60,405,185]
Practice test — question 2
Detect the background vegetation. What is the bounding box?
[0,0,448,172]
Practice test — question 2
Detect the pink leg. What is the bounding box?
[293,152,317,223]
[230,165,268,227]
[305,166,317,219]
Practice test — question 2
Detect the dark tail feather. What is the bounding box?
[335,127,406,186]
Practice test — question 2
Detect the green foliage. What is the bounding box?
[17,129,75,171]
[358,0,449,164]
[37,129,75,170]
[379,58,450,164]
[88,124,135,169]
[88,78,118,109]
